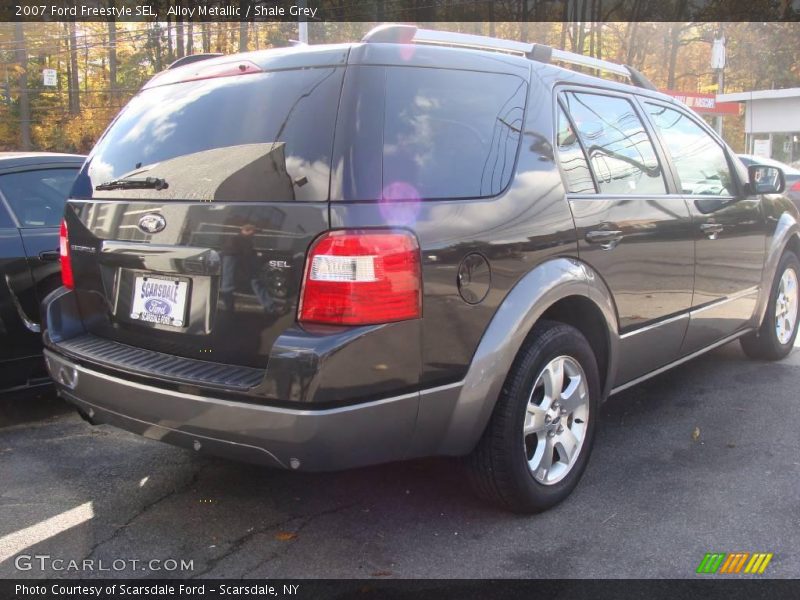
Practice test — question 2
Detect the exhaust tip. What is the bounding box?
[74,406,98,426]
[57,366,79,390]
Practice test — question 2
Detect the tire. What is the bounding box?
[741,251,800,361]
[467,320,600,513]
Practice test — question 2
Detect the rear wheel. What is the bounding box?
[467,320,600,513]
[741,251,800,360]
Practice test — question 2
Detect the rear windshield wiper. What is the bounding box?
[96,177,168,191]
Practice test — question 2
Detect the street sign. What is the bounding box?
[42,68,57,87]
[753,139,771,159]
[711,37,726,70]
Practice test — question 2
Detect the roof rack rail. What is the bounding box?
[167,53,224,70]
[361,24,657,91]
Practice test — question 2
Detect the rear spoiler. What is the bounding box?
[145,57,262,90]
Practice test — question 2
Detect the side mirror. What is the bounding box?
[748,164,785,194]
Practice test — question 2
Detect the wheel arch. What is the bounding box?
[755,212,800,328]
[785,231,800,261]
[540,295,611,394]
[433,257,620,456]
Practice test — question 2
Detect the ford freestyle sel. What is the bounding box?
[42,25,799,512]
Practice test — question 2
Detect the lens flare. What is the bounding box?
[380,181,422,225]
[399,43,416,62]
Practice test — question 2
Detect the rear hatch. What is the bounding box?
[64,50,347,369]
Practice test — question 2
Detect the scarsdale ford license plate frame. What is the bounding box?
[130,274,190,327]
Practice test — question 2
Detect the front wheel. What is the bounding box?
[741,251,800,361]
[467,320,600,513]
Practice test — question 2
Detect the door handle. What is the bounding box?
[700,223,724,240]
[39,250,60,262]
[585,230,624,249]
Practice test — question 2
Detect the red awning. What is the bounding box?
[661,90,740,116]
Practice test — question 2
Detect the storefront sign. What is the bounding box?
[661,90,740,116]
[753,139,771,158]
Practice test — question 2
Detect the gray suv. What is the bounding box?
[42,25,799,512]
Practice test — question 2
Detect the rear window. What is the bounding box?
[73,67,344,202]
[0,168,78,227]
[333,67,527,201]
[384,68,526,200]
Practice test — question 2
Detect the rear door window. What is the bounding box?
[382,68,527,200]
[74,67,344,202]
[0,168,79,227]
[562,92,667,195]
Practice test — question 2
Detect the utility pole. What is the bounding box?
[716,64,724,136]
[68,22,80,114]
[298,0,309,44]
[108,18,117,105]
[711,24,726,136]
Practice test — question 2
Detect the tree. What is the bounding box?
[149,22,163,72]
[13,22,31,150]
[108,19,117,104]
[165,16,173,63]
[67,21,80,115]
[201,22,210,53]
[175,2,184,59]
[239,21,248,52]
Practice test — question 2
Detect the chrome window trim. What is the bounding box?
[0,187,21,228]
[619,312,687,340]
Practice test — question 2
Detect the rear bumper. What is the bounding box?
[44,348,420,471]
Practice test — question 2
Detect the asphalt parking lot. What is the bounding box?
[1,339,798,580]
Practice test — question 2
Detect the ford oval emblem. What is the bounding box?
[144,298,172,316]
[138,213,166,234]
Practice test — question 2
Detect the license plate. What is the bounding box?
[130,275,189,327]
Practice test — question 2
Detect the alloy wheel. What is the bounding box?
[523,355,590,485]
[775,267,799,345]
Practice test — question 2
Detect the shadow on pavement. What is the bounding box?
[1,341,799,578]
[0,385,72,430]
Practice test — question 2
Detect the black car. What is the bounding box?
[42,26,798,512]
[0,152,84,392]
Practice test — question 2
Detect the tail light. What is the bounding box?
[59,219,74,289]
[299,230,421,325]
[790,180,800,192]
